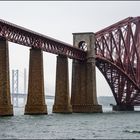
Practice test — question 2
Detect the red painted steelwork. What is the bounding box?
[95,17,140,106]
[0,17,140,106]
[0,19,86,60]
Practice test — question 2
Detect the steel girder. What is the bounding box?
[95,17,140,106]
[0,17,140,106]
[96,57,140,106]
[0,19,86,60]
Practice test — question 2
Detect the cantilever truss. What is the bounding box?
[95,17,140,105]
[0,17,140,106]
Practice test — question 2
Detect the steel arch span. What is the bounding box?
[95,17,140,106]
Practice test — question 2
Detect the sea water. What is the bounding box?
[0,99,140,139]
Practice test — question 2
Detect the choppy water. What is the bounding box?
[0,99,140,139]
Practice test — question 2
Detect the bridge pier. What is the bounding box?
[24,48,47,115]
[0,38,13,116]
[71,33,102,113]
[112,105,134,111]
[53,55,72,113]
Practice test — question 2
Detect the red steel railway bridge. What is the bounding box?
[0,17,140,115]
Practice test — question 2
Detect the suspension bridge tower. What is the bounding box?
[12,70,19,107]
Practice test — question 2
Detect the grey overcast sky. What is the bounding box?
[0,1,140,96]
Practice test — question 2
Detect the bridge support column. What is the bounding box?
[53,55,72,113]
[112,105,134,111]
[24,48,47,115]
[0,38,13,116]
[71,33,102,113]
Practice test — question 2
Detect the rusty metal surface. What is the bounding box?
[0,19,86,60]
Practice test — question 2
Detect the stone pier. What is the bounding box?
[71,33,102,113]
[24,48,47,115]
[0,38,13,116]
[53,55,72,113]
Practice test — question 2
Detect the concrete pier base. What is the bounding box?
[112,105,134,111]
[24,48,47,115]
[72,104,102,113]
[0,105,13,116]
[53,55,72,113]
[71,60,102,113]
[0,39,13,116]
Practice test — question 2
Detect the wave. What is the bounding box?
[124,130,140,134]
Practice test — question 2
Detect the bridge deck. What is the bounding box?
[0,19,86,60]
